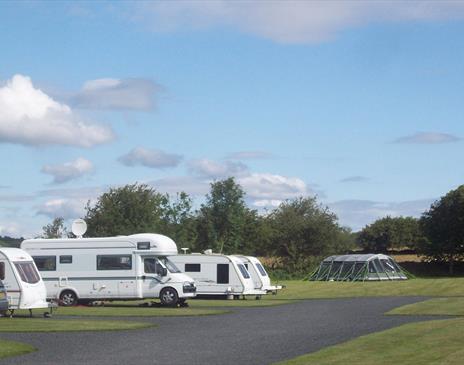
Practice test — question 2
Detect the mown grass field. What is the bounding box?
[0,317,153,332]
[266,278,464,300]
[275,279,464,365]
[0,339,35,359]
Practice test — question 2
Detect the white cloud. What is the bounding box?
[118,147,183,169]
[394,132,461,144]
[71,78,159,111]
[41,158,94,184]
[238,173,309,206]
[36,198,86,220]
[0,74,115,147]
[188,159,249,179]
[134,1,464,44]
[328,198,435,231]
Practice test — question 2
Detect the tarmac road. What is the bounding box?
[0,297,442,365]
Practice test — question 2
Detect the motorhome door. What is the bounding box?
[141,257,164,298]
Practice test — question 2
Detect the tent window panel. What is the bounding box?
[328,262,342,279]
[352,262,367,280]
[380,259,396,274]
[368,261,377,274]
[373,259,386,275]
[0,262,4,280]
[339,262,354,279]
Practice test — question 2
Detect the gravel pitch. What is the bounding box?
[0,297,441,365]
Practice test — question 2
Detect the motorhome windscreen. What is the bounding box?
[237,264,250,279]
[14,262,40,284]
[159,257,181,273]
[256,263,267,276]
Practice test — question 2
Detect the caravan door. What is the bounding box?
[140,257,164,299]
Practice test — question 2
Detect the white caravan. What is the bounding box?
[0,248,49,312]
[169,253,266,298]
[234,255,282,294]
[21,234,197,306]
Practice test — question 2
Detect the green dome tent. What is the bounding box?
[310,254,407,281]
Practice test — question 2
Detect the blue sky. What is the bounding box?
[1,1,464,237]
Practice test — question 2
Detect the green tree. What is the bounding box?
[85,183,168,237]
[194,178,256,254]
[160,192,196,248]
[418,185,464,275]
[267,197,352,272]
[357,216,422,253]
[41,217,68,238]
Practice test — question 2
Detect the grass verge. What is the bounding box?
[0,318,153,332]
[50,306,228,317]
[275,318,464,365]
[0,339,36,359]
[387,297,464,316]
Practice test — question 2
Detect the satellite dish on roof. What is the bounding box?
[72,219,87,238]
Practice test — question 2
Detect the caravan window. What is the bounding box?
[14,262,40,284]
[256,263,268,277]
[237,264,251,279]
[0,262,4,280]
[60,255,72,264]
[185,264,201,272]
[97,255,132,270]
[217,264,229,284]
[33,256,56,271]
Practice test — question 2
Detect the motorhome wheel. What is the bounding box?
[160,287,178,307]
[59,290,78,306]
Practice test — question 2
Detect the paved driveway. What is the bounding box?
[1,297,441,365]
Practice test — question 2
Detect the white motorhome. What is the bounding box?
[169,253,266,298]
[0,248,49,313]
[21,233,197,307]
[234,255,282,294]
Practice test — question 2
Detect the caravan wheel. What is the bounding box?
[160,287,178,307]
[60,290,78,306]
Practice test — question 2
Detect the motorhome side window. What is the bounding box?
[97,255,132,270]
[0,262,4,280]
[33,256,56,271]
[60,255,72,264]
[185,263,201,272]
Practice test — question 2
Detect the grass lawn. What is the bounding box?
[270,278,464,300]
[0,339,35,359]
[275,318,464,365]
[0,318,154,332]
[51,305,228,317]
[388,297,464,316]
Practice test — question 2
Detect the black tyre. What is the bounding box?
[159,287,179,307]
[59,290,78,306]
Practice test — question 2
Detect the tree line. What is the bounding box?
[42,179,464,276]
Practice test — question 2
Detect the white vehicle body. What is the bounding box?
[21,234,196,306]
[169,253,266,297]
[234,255,282,294]
[0,248,49,310]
